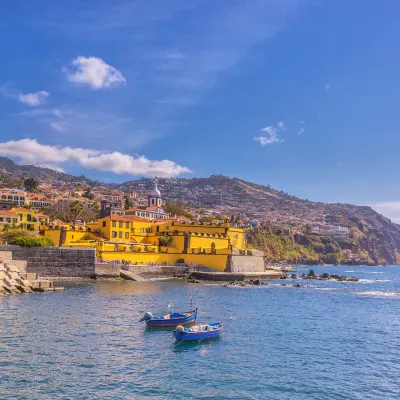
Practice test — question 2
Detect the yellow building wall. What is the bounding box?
[156,221,229,235]
[227,228,245,250]
[98,251,229,271]
[42,218,246,272]
[188,235,230,251]
[44,229,62,245]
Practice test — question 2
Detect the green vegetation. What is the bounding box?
[247,227,319,264]
[83,188,95,200]
[163,202,195,221]
[0,228,54,247]
[24,177,39,192]
[124,196,133,210]
[246,225,374,265]
[8,236,55,247]
[158,235,172,246]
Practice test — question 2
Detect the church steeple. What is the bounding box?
[148,179,162,207]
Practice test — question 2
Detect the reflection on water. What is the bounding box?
[95,280,160,296]
[1,267,400,400]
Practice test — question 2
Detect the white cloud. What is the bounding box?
[18,91,49,106]
[298,120,306,124]
[325,83,331,91]
[0,138,190,177]
[0,86,49,106]
[371,202,400,224]
[50,122,67,132]
[254,126,282,146]
[277,121,285,130]
[297,128,304,135]
[66,56,126,89]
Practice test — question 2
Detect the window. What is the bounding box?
[6,218,10,223]
[118,231,122,238]
[125,232,129,239]
[140,228,144,233]
[112,221,116,227]
[1,195,5,199]
[119,221,123,228]
[125,222,129,229]
[0,217,3,222]
[102,221,106,227]
[112,231,117,238]
[8,196,12,200]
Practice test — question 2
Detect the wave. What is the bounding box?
[364,271,384,274]
[357,291,400,298]
[344,270,356,273]
[315,287,339,291]
[358,279,391,283]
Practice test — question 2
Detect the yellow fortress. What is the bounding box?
[42,183,264,272]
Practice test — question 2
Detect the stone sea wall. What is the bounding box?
[0,246,96,278]
[226,249,265,273]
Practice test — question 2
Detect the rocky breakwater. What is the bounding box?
[0,260,33,294]
[224,279,269,287]
[287,270,360,282]
[0,259,64,295]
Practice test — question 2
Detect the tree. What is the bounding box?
[24,177,39,192]
[69,201,84,223]
[83,188,95,200]
[164,202,185,216]
[199,216,214,223]
[124,196,133,210]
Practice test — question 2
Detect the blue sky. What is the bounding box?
[0,1,400,220]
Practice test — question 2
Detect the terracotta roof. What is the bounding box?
[35,213,49,218]
[13,207,32,212]
[0,210,17,215]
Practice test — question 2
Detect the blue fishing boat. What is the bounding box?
[173,322,223,341]
[139,309,197,327]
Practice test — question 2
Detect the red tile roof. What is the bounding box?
[0,210,17,215]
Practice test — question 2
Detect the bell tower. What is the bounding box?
[148,179,162,207]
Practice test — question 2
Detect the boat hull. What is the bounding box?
[145,310,197,327]
[174,323,222,341]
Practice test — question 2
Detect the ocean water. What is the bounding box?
[1,266,400,400]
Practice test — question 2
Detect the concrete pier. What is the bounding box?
[189,270,285,281]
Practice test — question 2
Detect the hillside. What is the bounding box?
[0,157,99,185]
[1,158,399,265]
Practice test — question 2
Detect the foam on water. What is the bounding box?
[357,291,400,297]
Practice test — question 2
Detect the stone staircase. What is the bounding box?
[0,251,64,295]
